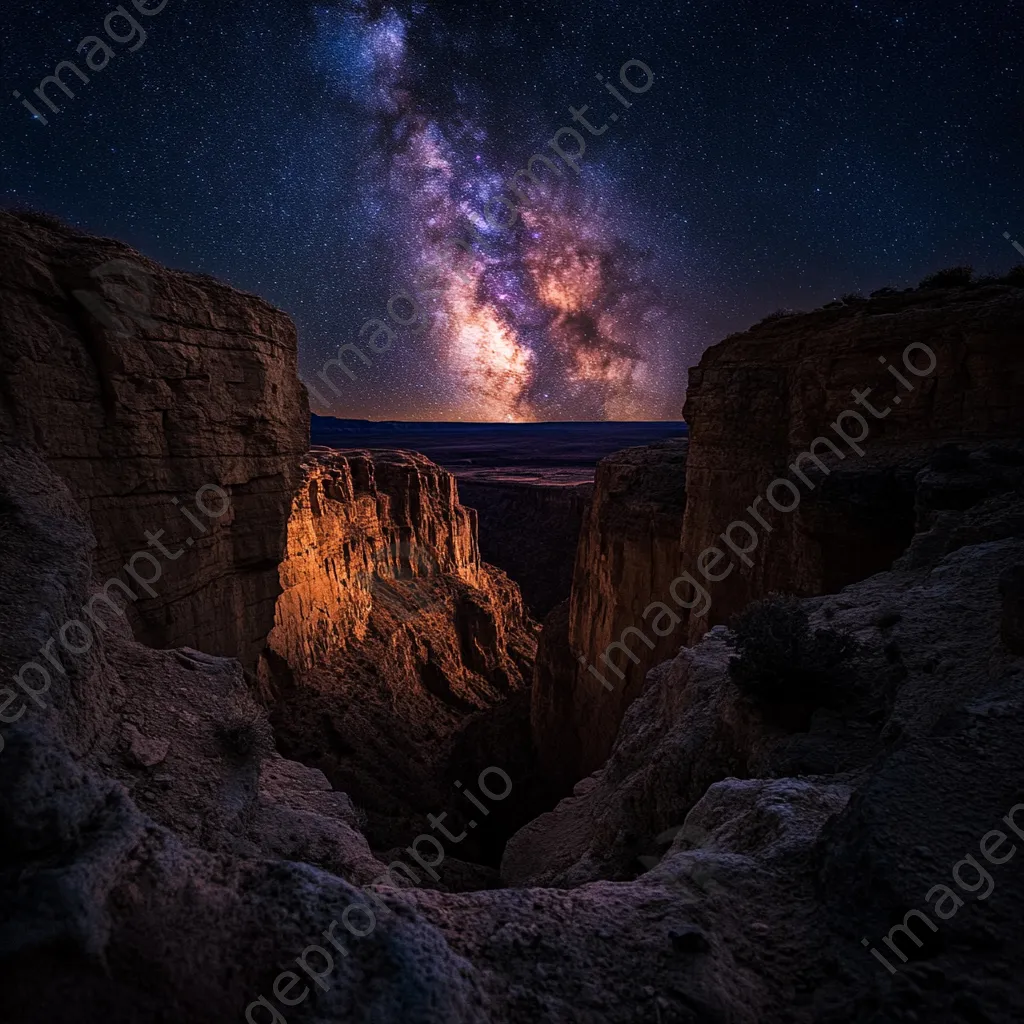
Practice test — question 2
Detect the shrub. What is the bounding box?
[727,594,859,707]
[759,308,802,324]
[841,292,865,305]
[6,206,69,231]
[870,287,899,298]
[1001,264,1024,286]
[918,265,974,290]
[217,707,265,757]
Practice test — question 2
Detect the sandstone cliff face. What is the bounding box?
[680,284,1024,641]
[266,448,490,673]
[262,448,540,857]
[0,210,309,667]
[531,438,688,789]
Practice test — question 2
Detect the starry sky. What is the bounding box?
[1,1,1021,421]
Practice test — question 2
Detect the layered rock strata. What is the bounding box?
[680,284,1024,640]
[0,209,309,667]
[531,438,688,790]
[261,447,540,858]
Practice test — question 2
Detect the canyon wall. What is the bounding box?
[456,478,591,617]
[529,285,1024,793]
[262,448,541,858]
[531,439,688,790]
[266,447,488,673]
[0,210,309,667]
[680,284,1024,640]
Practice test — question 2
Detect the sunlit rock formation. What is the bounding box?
[261,447,540,858]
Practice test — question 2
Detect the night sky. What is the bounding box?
[2,1,1021,421]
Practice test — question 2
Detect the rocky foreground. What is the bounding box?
[1,210,1023,1023]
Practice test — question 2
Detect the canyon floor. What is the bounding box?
[2,210,1023,1023]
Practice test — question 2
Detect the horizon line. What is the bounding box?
[311,414,688,425]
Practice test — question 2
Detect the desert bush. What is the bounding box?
[870,287,899,298]
[1001,264,1024,285]
[918,265,974,289]
[216,707,266,757]
[840,292,865,304]
[6,206,68,231]
[759,308,802,324]
[727,594,859,707]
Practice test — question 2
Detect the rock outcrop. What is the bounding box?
[530,438,688,790]
[504,451,1024,1020]
[0,209,309,667]
[261,448,541,861]
[680,284,1024,640]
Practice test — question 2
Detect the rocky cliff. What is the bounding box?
[680,284,1024,640]
[528,285,1024,797]
[0,209,309,667]
[531,438,688,790]
[6,434,1022,1024]
[261,447,541,861]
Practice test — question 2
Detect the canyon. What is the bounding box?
[1,209,1023,1024]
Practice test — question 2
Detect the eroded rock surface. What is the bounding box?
[261,448,542,861]
[0,209,309,667]
[531,438,689,791]
[680,285,1024,641]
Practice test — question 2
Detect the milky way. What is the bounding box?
[314,1,676,422]
[4,0,1019,422]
